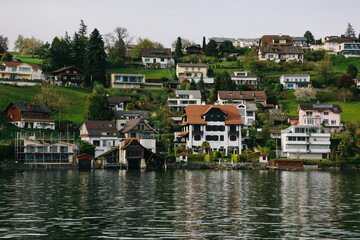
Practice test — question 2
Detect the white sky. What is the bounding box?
[3,0,360,50]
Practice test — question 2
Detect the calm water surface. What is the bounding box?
[0,170,359,239]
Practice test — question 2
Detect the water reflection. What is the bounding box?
[0,170,359,239]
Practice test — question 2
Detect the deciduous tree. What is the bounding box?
[346,64,358,78]
[315,53,334,85]
[131,38,155,59]
[77,139,96,156]
[19,37,43,57]
[33,84,68,113]
[13,35,24,52]
[337,74,354,88]
[294,88,318,102]
[84,83,114,120]
[0,35,9,50]
[338,89,353,102]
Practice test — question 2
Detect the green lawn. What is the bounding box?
[8,52,43,65]
[107,67,175,79]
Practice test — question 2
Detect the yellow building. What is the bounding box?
[0,62,44,80]
[110,73,146,88]
[176,63,207,81]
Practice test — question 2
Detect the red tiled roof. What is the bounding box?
[3,62,41,69]
[184,105,243,125]
[218,91,267,100]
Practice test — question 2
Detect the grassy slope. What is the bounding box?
[106,67,175,79]
[8,52,43,65]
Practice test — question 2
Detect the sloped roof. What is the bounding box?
[326,37,357,43]
[177,63,207,68]
[297,104,343,114]
[175,90,202,99]
[230,72,258,79]
[259,46,303,54]
[108,96,131,105]
[115,110,149,119]
[218,91,267,100]
[4,102,51,113]
[141,48,172,58]
[184,105,243,125]
[120,117,157,134]
[260,35,293,45]
[292,37,307,41]
[82,120,119,136]
[2,61,41,69]
[51,66,84,74]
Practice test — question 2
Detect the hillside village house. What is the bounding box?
[79,120,120,157]
[0,62,44,80]
[258,46,304,63]
[141,48,174,68]
[4,102,55,130]
[110,73,145,88]
[337,42,360,57]
[108,96,131,111]
[230,72,259,88]
[296,104,343,133]
[176,63,207,81]
[292,37,308,48]
[281,125,331,159]
[217,91,267,106]
[179,105,243,155]
[323,36,357,53]
[311,36,358,55]
[280,74,311,89]
[209,37,236,46]
[115,110,149,129]
[233,38,260,48]
[119,117,157,153]
[51,66,84,86]
[167,90,202,112]
[259,35,293,46]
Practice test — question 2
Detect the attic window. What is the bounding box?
[109,124,113,127]
[99,123,104,127]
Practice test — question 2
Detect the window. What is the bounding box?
[131,133,136,138]
[143,132,151,139]
[145,58,150,62]
[161,58,164,62]
[306,112,313,117]
[43,116,46,119]
[103,140,107,147]
[38,146,47,153]
[324,112,329,115]
[307,119,314,125]
[287,84,293,88]
[295,79,298,82]
[206,135,219,141]
[230,135,237,141]
[288,137,296,141]
[323,119,329,125]
[230,125,236,132]
[286,79,289,82]
[246,111,254,116]
[24,114,28,119]
[93,140,100,146]
[331,120,336,125]
[60,146,68,153]
[295,128,305,133]
[19,67,31,72]
[297,137,306,141]
[27,146,35,153]
[50,146,57,153]
[194,135,201,141]
[220,136,224,141]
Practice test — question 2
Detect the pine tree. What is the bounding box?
[84,83,114,120]
[174,37,183,59]
[197,74,205,90]
[345,23,356,38]
[202,36,206,52]
[304,30,315,45]
[49,37,72,70]
[85,28,107,87]
[72,20,88,70]
[206,39,218,57]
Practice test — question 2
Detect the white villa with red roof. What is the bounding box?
[0,62,44,80]
[178,105,243,155]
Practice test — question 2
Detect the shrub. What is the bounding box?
[231,154,240,162]
[187,154,205,162]
[204,154,212,162]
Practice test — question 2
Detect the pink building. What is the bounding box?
[296,104,343,132]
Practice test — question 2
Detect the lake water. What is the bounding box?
[0,170,359,239]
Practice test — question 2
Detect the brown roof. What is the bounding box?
[260,35,293,46]
[83,120,119,136]
[120,117,157,134]
[177,63,207,68]
[51,66,84,74]
[141,48,172,58]
[259,46,303,54]
[297,104,343,114]
[4,102,51,113]
[108,96,131,105]
[184,105,243,125]
[3,61,41,69]
[218,91,267,100]
[326,37,357,43]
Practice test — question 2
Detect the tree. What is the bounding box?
[338,89,353,103]
[173,37,183,59]
[315,53,334,85]
[294,88,318,102]
[345,23,356,38]
[131,38,155,59]
[304,30,315,45]
[219,40,234,54]
[205,39,218,57]
[33,84,68,113]
[197,74,205,90]
[105,26,132,63]
[77,139,96,156]
[201,141,210,154]
[13,35,24,52]
[85,28,107,87]
[337,74,354,88]
[34,42,50,59]
[189,79,197,90]
[171,38,196,50]
[50,37,72,70]
[19,37,43,57]
[0,35,9,50]
[202,36,206,52]
[1,52,12,62]
[214,71,235,93]
[84,83,114,120]
[346,64,358,78]
[243,49,258,72]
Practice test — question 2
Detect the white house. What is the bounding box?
[234,38,260,48]
[236,103,257,127]
[322,36,358,54]
[167,90,202,112]
[141,48,174,68]
[230,72,259,88]
[79,120,120,157]
[179,105,243,155]
[258,46,304,63]
[217,91,267,106]
[292,37,308,48]
[281,125,331,159]
[280,74,311,89]
[108,96,131,111]
[115,110,149,129]
[337,42,360,57]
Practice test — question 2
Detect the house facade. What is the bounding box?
[79,120,120,157]
[179,105,243,155]
[297,104,343,132]
[280,74,311,89]
[141,48,174,68]
[292,37,308,48]
[51,66,84,86]
[115,110,149,129]
[337,42,360,57]
[234,38,260,48]
[217,91,267,106]
[167,90,202,112]
[281,125,331,159]
[176,63,207,81]
[258,46,304,63]
[110,73,145,88]
[108,96,131,111]
[119,117,157,153]
[4,102,55,130]
[0,62,44,80]
[230,72,259,88]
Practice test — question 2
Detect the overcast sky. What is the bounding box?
[3,0,360,50]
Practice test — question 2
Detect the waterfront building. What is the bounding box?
[110,73,145,88]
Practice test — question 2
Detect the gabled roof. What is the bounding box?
[4,102,51,113]
[82,120,119,136]
[292,37,307,41]
[2,61,41,69]
[297,104,343,114]
[175,90,202,99]
[108,96,131,105]
[184,105,243,125]
[260,35,293,45]
[51,66,84,74]
[177,63,207,68]
[115,110,149,119]
[141,48,172,58]
[325,37,357,43]
[230,72,257,78]
[218,91,267,100]
[120,117,157,134]
[259,46,303,54]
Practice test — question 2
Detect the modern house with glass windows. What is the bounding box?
[167,90,202,112]
[280,74,311,89]
[178,105,243,155]
[0,62,44,80]
[110,73,145,88]
[79,120,120,157]
[141,48,174,68]
[337,42,360,57]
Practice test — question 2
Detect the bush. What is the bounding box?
[187,154,205,162]
[231,154,240,162]
[204,154,212,162]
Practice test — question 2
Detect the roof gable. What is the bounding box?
[4,102,51,113]
[184,105,242,125]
